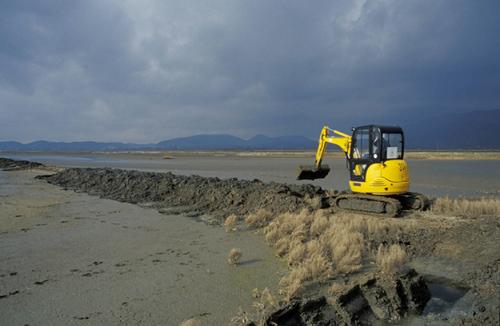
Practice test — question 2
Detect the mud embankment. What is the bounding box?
[0,157,44,171]
[264,269,430,325]
[37,167,326,222]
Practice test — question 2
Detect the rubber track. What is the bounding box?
[333,193,403,218]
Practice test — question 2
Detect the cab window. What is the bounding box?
[352,129,369,159]
[382,133,403,159]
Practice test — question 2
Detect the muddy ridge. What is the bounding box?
[37,167,326,221]
[264,269,430,325]
[0,157,44,171]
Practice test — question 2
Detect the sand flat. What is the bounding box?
[0,170,285,325]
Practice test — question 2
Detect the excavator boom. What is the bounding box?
[297,126,351,180]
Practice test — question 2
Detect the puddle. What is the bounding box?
[397,278,470,325]
[422,282,468,315]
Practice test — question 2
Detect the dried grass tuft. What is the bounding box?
[230,307,250,325]
[227,248,242,265]
[180,318,202,326]
[279,253,332,301]
[328,282,344,295]
[328,231,364,274]
[310,213,329,237]
[376,244,406,275]
[256,208,418,301]
[225,214,239,232]
[245,209,273,228]
[431,196,500,217]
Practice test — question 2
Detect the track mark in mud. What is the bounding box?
[81,270,105,277]
[73,312,102,320]
[0,290,20,299]
[34,279,49,285]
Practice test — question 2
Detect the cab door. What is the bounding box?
[349,126,381,182]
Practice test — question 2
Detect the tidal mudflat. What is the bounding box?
[0,157,498,325]
[0,168,284,325]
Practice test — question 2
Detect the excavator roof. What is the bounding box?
[354,125,403,134]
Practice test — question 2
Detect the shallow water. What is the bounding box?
[423,282,468,315]
[5,153,500,198]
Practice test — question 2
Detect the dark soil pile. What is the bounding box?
[37,167,326,221]
[263,269,430,325]
[0,157,44,171]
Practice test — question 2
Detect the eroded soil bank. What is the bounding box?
[2,158,499,325]
[37,167,326,222]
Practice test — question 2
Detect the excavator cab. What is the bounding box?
[349,125,404,182]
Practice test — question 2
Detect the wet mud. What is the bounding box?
[2,158,498,324]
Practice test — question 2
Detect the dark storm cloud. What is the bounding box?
[0,0,499,142]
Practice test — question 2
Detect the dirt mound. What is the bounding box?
[38,167,326,221]
[0,157,44,171]
[263,269,430,325]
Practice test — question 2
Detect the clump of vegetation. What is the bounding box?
[431,196,500,217]
[231,288,279,326]
[375,244,407,275]
[328,282,345,295]
[243,209,415,301]
[230,307,250,326]
[224,214,239,232]
[180,318,202,326]
[259,210,370,300]
[227,248,242,265]
[252,287,278,316]
[244,209,274,228]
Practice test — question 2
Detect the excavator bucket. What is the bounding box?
[297,165,330,180]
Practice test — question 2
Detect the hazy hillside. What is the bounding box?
[0,135,316,151]
[1,110,499,151]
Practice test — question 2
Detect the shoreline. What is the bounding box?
[2,149,500,160]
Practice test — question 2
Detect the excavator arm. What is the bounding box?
[297,126,351,180]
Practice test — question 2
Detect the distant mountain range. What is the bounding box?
[1,110,499,151]
[0,135,317,151]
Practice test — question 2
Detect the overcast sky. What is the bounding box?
[1,0,499,143]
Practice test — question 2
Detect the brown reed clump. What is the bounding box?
[255,209,416,300]
[328,282,345,295]
[431,196,500,217]
[227,248,242,265]
[326,231,364,274]
[224,214,239,232]
[180,318,202,326]
[244,209,274,228]
[375,244,407,275]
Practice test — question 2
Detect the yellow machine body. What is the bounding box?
[349,160,409,195]
[297,125,410,196]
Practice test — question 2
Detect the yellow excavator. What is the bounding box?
[298,125,429,217]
